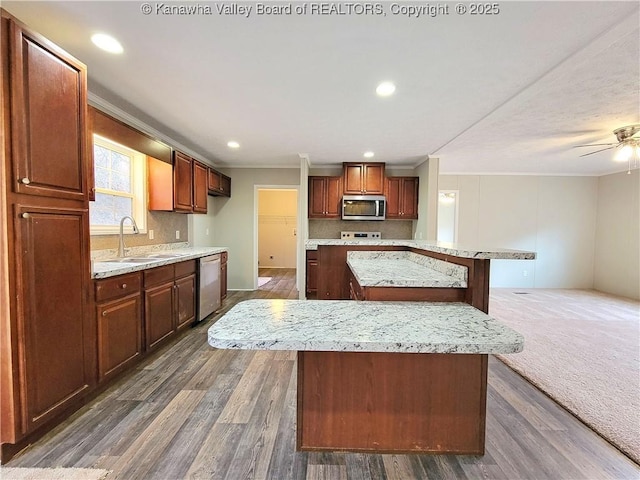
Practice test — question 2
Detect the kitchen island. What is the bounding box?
[208,299,523,454]
[306,239,536,311]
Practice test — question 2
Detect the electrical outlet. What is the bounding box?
[148,229,154,240]
[523,270,528,277]
[176,230,180,240]
[206,228,209,236]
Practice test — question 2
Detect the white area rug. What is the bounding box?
[0,468,110,480]
[490,288,640,464]
[258,276,272,287]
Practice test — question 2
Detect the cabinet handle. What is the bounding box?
[20,212,31,219]
[102,311,107,316]
[19,177,30,185]
[120,283,127,289]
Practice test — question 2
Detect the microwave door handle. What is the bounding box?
[375,201,380,217]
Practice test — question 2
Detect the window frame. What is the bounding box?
[90,134,147,236]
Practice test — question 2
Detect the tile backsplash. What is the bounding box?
[90,211,189,251]
[309,219,413,239]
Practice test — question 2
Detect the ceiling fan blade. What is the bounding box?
[573,143,617,148]
[579,146,614,157]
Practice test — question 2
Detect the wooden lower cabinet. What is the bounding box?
[297,351,487,454]
[220,251,228,301]
[144,281,175,350]
[96,294,142,382]
[95,272,142,382]
[10,205,95,437]
[306,251,318,297]
[175,259,196,330]
[144,260,197,350]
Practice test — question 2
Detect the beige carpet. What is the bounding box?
[0,468,110,480]
[490,288,640,464]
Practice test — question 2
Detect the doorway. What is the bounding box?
[437,190,459,243]
[256,188,298,295]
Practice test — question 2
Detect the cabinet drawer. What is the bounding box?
[306,250,318,261]
[221,251,228,263]
[95,273,142,303]
[175,259,196,278]
[144,264,175,288]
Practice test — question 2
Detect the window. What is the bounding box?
[90,135,147,235]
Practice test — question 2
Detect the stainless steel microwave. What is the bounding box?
[342,195,386,221]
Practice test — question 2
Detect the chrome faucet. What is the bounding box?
[117,216,139,258]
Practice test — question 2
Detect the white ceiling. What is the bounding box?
[4,1,639,175]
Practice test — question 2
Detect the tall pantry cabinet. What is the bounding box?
[1,9,95,460]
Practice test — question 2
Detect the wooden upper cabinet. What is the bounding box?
[385,177,419,219]
[207,168,231,197]
[308,176,342,219]
[7,15,90,201]
[343,163,385,195]
[193,161,208,213]
[173,151,193,212]
[149,153,209,214]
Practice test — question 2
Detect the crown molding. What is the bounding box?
[87,92,216,167]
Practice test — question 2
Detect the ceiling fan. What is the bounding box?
[574,124,640,173]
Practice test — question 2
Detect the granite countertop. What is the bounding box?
[305,239,536,260]
[92,245,228,279]
[208,299,524,354]
[347,251,468,288]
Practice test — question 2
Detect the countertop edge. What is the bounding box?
[208,334,524,355]
[92,247,229,279]
[305,239,536,260]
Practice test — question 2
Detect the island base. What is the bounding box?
[296,351,488,454]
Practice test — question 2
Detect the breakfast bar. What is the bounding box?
[208,299,524,454]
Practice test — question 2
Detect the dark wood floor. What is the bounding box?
[6,271,639,479]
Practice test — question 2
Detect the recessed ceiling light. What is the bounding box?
[227,141,240,149]
[376,81,396,97]
[91,33,123,54]
[363,151,375,158]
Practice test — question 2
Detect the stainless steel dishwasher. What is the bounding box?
[198,254,221,322]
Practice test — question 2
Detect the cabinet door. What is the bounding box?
[385,177,402,218]
[220,262,228,300]
[401,177,419,219]
[193,161,208,213]
[208,168,221,193]
[363,164,385,194]
[308,177,327,217]
[306,259,318,295]
[173,152,193,212]
[97,294,142,382]
[220,174,231,197]
[7,18,89,201]
[325,177,343,217]
[175,274,196,330]
[309,176,342,218]
[343,164,364,194]
[13,205,93,433]
[144,282,175,350]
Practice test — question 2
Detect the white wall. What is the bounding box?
[188,195,217,247]
[258,189,298,268]
[413,157,439,241]
[211,168,300,290]
[594,170,640,300]
[439,175,598,288]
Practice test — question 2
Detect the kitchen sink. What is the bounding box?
[103,257,152,263]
